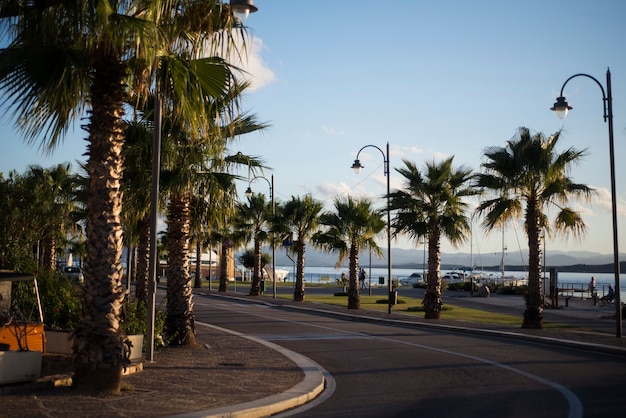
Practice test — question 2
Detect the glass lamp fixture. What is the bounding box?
[230,0,258,23]
[550,96,573,119]
[351,159,364,174]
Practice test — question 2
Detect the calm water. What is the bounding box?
[276,265,626,300]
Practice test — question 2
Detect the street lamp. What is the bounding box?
[352,142,393,313]
[246,175,276,299]
[229,0,258,23]
[146,0,260,362]
[551,68,621,338]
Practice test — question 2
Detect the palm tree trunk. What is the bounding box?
[424,230,443,319]
[41,236,56,271]
[165,194,196,347]
[523,199,544,329]
[348,242,360,309]
[293,239,305,302]
[249,237,262,296]
[219,241,229,292]
[73,50,126,393]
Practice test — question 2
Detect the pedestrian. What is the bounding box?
[589,276,597,304]
[359,268,367,289]
[588,276,596,292]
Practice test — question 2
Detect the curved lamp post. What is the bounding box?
[551,68,621,338]
[245,175,276,299]
[146,0,260,362]
[351,142,393,313]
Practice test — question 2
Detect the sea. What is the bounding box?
[275,265,626,301]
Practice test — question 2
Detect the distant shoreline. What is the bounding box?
[344,262,626,274]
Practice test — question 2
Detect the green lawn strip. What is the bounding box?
[279,294,571,329]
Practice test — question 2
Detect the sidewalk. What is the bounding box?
[1,290,625,418]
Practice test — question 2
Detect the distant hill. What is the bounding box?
[263,246,622,272]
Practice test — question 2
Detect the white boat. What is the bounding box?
[262,268,290,282]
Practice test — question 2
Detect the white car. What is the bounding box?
[63,266,84,283]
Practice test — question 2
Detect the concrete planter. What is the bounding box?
[45,331,73,355]
[0,350,42,385]
[127,334,144,363]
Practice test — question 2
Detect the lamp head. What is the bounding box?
[230,0,258,23]
[245,186,253,198]
[351,159,364,174]
[551,96,572,119]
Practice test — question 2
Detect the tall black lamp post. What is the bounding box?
[146,0,259,362]
[551,68,621,338]
[351,142,393,313]
[245,175,276,299]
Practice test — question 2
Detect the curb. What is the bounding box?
[166,321,327,418]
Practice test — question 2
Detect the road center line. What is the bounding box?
[197,300,583,418]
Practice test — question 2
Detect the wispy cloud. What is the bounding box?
[322,126,346,136]
[227,35,276,91]
[591,186,626,218]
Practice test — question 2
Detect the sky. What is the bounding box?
[1,0,625,257]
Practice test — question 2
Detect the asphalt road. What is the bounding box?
[193,294,626,418]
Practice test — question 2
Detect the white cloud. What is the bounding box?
[322,126,346,136]
[226,34,276,91]
[591,186,626,218]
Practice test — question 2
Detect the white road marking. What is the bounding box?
[201,298,584,418]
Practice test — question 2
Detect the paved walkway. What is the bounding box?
[1,290,625,418]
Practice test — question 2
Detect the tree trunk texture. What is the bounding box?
[424,231,443,319]
[218,241,229,292]
[165,194,196,347]
[348,242,360,309]
[249,237,262,296]
[522,198,544,329]
[73,51,126,394]
[293,240,305,302]
[41,236,56,271]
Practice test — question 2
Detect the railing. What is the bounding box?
[556,282,612,300]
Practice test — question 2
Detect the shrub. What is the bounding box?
[122,298,166,349]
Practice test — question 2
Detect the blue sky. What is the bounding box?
[1,0,625,257]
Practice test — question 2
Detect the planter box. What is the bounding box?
[45,331,73,355]
[0,350,42,385]
[127,334,143,363]
[0,324,45,352]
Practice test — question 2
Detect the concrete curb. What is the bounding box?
[166,321,327,418]
[280,303,626,357]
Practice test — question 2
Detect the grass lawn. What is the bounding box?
[282,293,569,329]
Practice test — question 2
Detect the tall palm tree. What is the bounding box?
[235,193,271,296]
[22,164,79,271]
[388,157,477,319]
[475,127,593,329]
[0,1,240,392]
[276,195,323,302]
[313,197,385,309]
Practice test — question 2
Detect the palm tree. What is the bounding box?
[0,1,240,392]
[22,164,79,271]
[235,193,271,296]
[276,195,323,302]
[475,127,593,329]
[388,157,477,319]
[313,197,385,309]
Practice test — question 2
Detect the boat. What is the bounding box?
[262,268,290,282]
[399,273,423,286]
